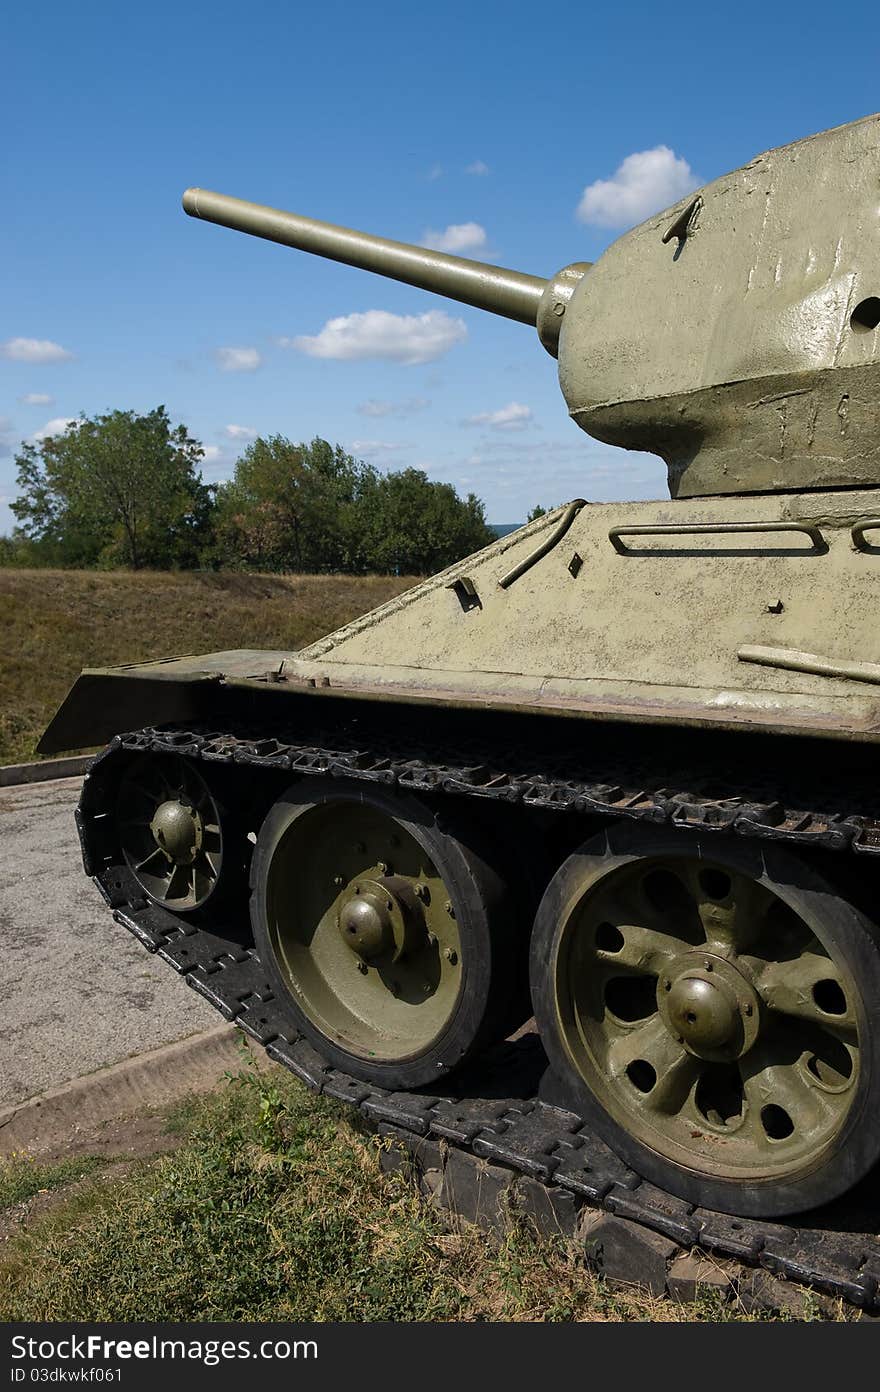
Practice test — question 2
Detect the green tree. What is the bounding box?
[215,436,374,572]
[10,407,213,569]
[526,504,548,522]
[359,468,495,575]
[216,438,494,576]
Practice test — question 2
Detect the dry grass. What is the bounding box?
[0,1070,812,1322]
[0,568,416,764]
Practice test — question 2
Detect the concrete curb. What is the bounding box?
[0,1024,273,1155]
[0,755,92,787]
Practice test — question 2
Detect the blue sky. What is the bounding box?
[3,0,880,532]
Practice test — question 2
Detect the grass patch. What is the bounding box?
[0,1068,806,1323]
[0,568,416,764]
[0,1153,107,1211]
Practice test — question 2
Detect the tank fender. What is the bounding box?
[37,669,222,755]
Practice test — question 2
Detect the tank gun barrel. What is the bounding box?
[182,188,550,328]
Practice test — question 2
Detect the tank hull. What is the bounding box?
[40,489,880,756]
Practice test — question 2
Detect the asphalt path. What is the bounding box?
[0,776,216,1107]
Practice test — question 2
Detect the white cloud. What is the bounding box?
[465,401,533,431]
[426,163,444,182]
[224,423,258,440]
[421,222,487,254]
[0,337,73,363]
[577,146,700,229]
[291,310,467,366]
[32,416,78,442]
[19,392,54,406]
[357,397,429,418]
[350,439,407,457]
[200,444,223,462]
[465,160,489,176]
[214,346,262,372]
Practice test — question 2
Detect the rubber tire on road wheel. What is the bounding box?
[250,778,517,1090]
[530,821,880,1217]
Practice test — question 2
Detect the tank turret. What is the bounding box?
[185,113,880,500]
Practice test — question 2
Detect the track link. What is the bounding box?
[76,721,880,1311]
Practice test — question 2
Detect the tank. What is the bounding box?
[43,113,880,1220]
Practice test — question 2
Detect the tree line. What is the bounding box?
[2,407,496,575]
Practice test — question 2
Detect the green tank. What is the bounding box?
[44,113,880,1219]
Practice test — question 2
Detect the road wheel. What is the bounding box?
[530,821,880,1216]
[250,779,515,1088]
[117,753,227,912]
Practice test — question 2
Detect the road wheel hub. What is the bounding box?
[338,880,398,959]
[151,798,202,864]
[670,974,736,1050]
[659,953,759,1061]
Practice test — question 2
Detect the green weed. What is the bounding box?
[0,1153,107,1211]
[0,1067,813,1323]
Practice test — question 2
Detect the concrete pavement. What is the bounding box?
[0,775,216,1107]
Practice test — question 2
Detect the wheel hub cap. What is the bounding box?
[659,953,759,1060]
[668,974,739,1050]
[150,798,202,864]
[338,881,397,959]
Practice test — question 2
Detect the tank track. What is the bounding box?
[77,720,880,1312]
